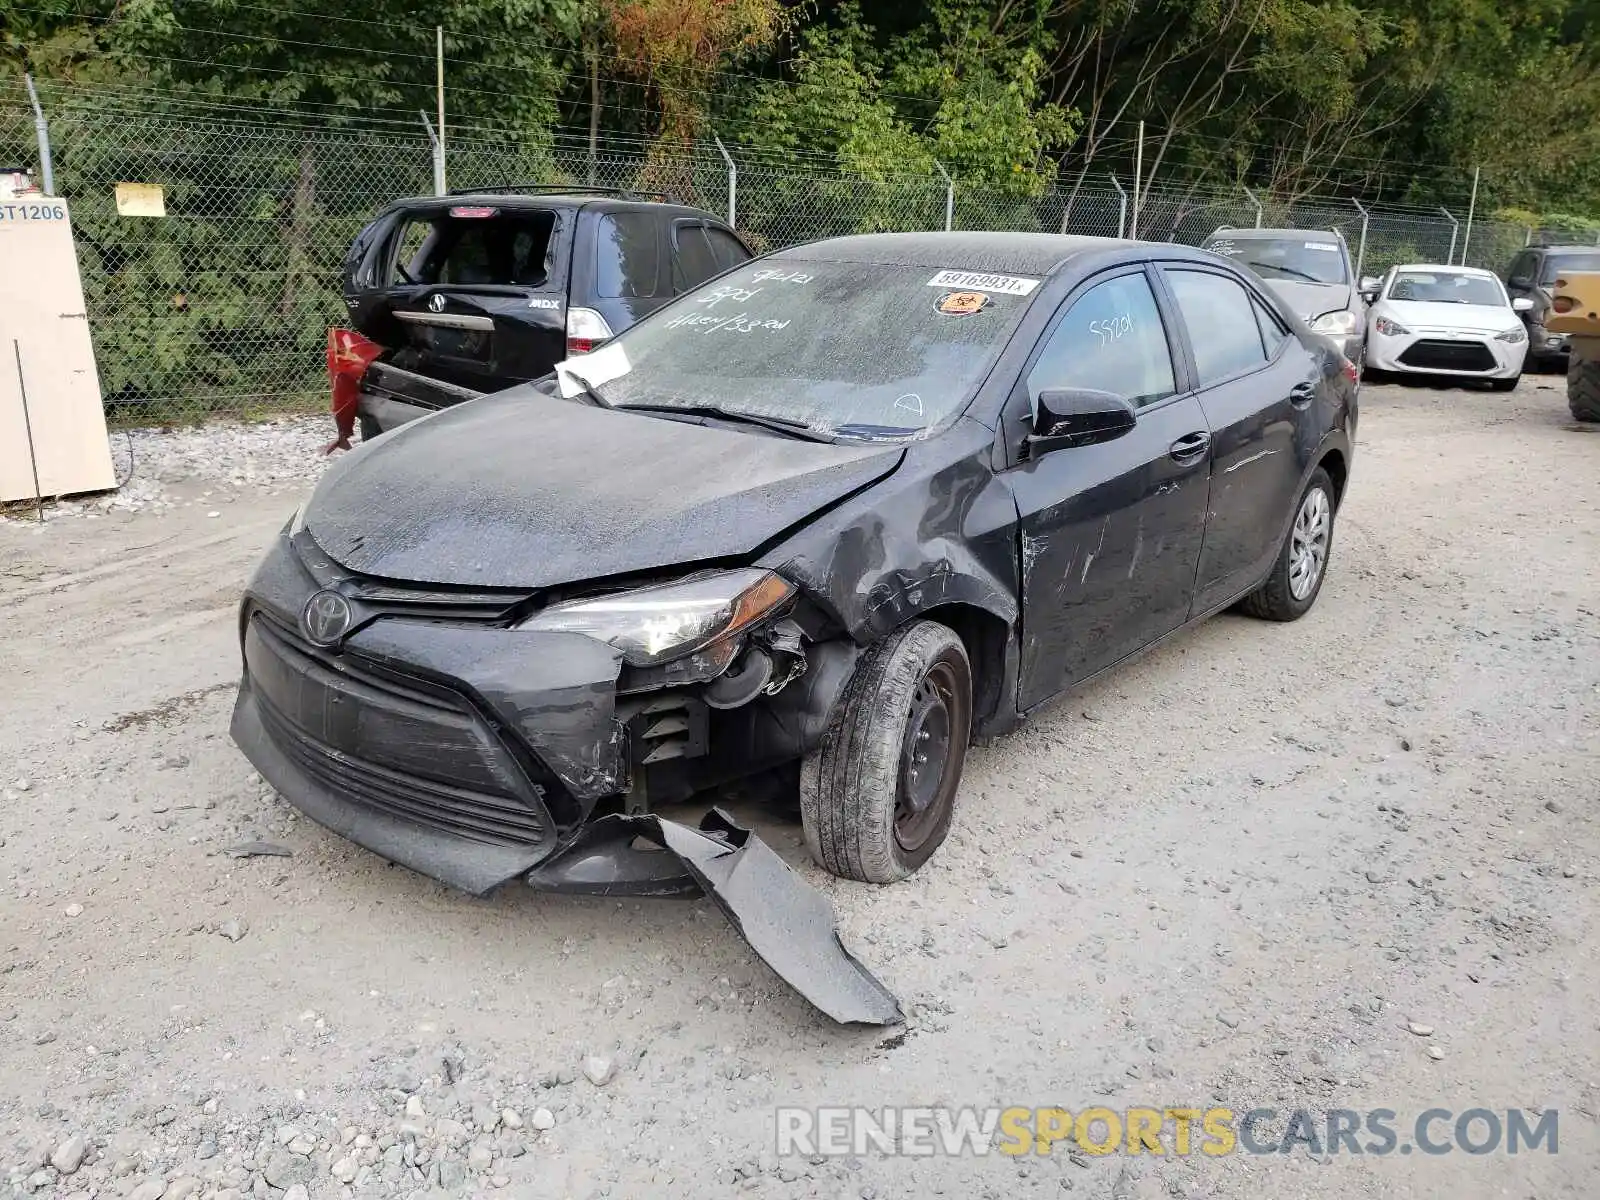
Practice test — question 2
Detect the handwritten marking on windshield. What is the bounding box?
[751,268,813,285]
[696,284,763,309]
[665,310,791,334]
[894,393,924,415]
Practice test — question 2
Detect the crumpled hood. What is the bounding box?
[1377,300,1515,333]
[303,387,903,588]
[1262,279,1356,323]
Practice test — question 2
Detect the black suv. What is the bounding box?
[1505,244,1600,369]
[327,187,752,444]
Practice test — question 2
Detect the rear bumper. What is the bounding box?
[357,362,484,435]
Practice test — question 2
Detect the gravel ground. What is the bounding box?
[1,376,1596,1200]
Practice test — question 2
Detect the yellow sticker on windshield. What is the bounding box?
[936,290,992,316]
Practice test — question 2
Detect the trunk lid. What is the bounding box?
[342,202,572,392]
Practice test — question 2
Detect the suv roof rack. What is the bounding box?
[446,183,680,204]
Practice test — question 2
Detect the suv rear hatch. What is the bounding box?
[342,200,571,394]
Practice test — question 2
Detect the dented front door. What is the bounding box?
[1005,267,1212,710]
[1012,396,1211,707]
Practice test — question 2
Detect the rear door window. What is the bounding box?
[705,226,751,271]
[1165,269,1269,385]
[1253,296,1289,356]
[596,211,666,298]
[388,210,556,287]
[672,221,722,293]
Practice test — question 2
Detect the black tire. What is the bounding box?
[1238,467,1337,622]
[1490,375,1519,393]
[1569,358,1600,423]
[800,621,972,884]
[359,415,383,442]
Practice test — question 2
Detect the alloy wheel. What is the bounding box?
[1288,485,1331,601]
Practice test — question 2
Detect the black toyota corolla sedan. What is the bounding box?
[234,231,1356,900]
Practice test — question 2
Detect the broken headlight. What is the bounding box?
[520,569,797,680]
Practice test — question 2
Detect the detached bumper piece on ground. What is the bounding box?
[230,603,901,1026]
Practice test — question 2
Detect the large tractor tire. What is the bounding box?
[1570,357,1600,423]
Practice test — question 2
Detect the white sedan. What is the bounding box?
[1362,264,1531,390]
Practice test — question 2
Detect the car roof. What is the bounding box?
[1536,244,1600,253]
[1207,227,1343,241]
[1389,263,1497,277]
[385,192,726,221]
[770,231,1164,275]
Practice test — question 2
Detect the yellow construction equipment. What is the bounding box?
[1547,270,1600,422]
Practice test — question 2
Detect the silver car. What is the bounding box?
[1202,227,1368,363]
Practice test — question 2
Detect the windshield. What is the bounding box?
[1204,236,1348,285]
[1543,252,1600,284]
[1386,271,1505,306]
[555,260,1040,438]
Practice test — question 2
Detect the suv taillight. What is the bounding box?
[566,308,614,355]
[325,328,384,452]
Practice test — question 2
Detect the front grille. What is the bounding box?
[1397,339,1497,372]
[246,613,553,848]
[257,695,551,846]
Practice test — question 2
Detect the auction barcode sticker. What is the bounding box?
[926,269,1040,296]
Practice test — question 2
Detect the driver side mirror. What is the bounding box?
[1028,388,1137,456]
[1512,296,1534,313]
[1359,275,1380,300]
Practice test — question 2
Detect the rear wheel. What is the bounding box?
[800,621,972,884]
[1239,467,1336,622]
[1569,357,1600,422]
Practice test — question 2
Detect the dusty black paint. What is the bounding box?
[304,389,903,589]
[234,231,1353,1020]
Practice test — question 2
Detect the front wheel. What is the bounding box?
[800,621,972,884]
[1239,467,1337,622]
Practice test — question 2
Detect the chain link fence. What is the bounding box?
[3,79,1598,425]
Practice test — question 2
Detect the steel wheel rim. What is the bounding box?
[1288,485,1331,600]
[895,663,957,851]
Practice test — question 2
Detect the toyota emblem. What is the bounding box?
[301,589,354,647]
[427,293,446,313]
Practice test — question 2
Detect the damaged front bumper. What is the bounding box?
[230,528,900,1025]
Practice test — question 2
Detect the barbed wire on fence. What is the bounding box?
[2,83,1597,425]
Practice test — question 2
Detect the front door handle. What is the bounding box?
[1289,381,1318,407]
[1169,431,1210,462]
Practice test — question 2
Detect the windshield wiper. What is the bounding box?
[564,370,615,410]
[1244,261,1328,284]
[615,403,832,442]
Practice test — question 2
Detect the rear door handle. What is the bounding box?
[1169,431,1210,462]
[1290,381,1318,407]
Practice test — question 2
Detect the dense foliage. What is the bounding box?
[3,0,1595,213]
[1,0,1594,419]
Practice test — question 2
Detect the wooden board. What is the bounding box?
[0,198,116,503]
